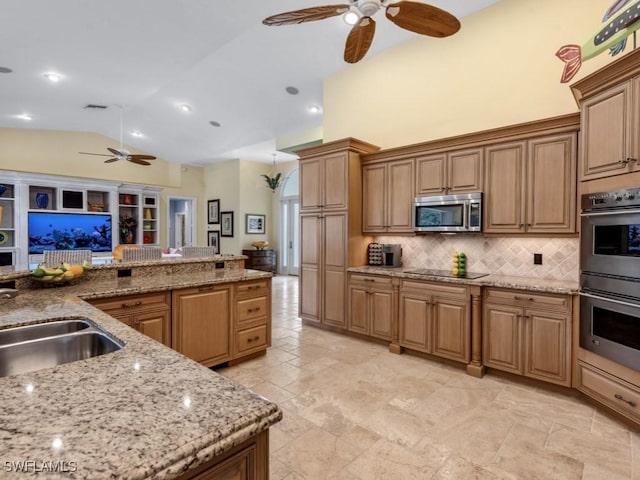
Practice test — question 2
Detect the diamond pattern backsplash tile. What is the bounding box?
[376,235,579,282]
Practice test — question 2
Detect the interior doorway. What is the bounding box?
[279,168,300,276]
[167,197,197,249]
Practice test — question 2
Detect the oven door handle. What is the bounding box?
[580,208,640,217]
[579,291,640,309]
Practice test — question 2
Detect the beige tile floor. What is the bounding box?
[219,276,640,479]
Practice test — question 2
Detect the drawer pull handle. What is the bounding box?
[364,278,374,282]
[514,296,533,301]
[248,285,261,290]
[122,301,143,308]
[198,286,214,292]
[247,307,261,313]
[614,394,637,407]
[247,336,260,343]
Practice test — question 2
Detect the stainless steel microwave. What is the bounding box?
[412,193,482,233]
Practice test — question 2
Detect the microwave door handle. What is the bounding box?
[464,201,470,229]
[581,208,640,217]
[579,291,640,309]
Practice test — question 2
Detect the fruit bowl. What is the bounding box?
[251,241,269,250]
[30,261,92,286]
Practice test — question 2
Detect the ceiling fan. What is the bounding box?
[79,106,156,166]
[263,0,460,63]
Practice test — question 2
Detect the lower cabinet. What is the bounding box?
[172,285,233,367]
[398,280,470,363]
[234,279,272,358]
[482,288,572,386]
[347,274,393,341]
[175,429,269,480]
[88,291,171,347]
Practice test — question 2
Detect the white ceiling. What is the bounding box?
[0,0,499,166]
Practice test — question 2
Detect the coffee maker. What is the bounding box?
[382,244,402,267]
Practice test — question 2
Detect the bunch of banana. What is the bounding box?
[31,260,92,283]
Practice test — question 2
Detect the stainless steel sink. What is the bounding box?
[0,319,123,377]
[0,319,91,346]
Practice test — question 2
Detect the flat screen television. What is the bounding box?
[28,212,112,254]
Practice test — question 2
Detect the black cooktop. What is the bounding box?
[405,269,489,280]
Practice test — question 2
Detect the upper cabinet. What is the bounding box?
[571,48,640,182]
[415,148,483,196]
[484,133,577,234]
[362,159,414,233]
[300,152,348,211]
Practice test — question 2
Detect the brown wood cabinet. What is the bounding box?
[571,49,640,181]
[347,273,394,340]
[298,139,379,331]
[172,284,233,368]
[242,249,276,273]
[415,148,483,196]
[362,159,414,233]
[175,429,269,480]
[484,133,577,234]
[234,278,271,358]
[398,280,470,363]
[89,291,171,346]
[482,288,572,386]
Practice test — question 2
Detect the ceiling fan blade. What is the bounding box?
[104,158,119,163]
[107,147,125,156]
[344,17,376,64]
[78,151,112,157]
[128,158,151,166]
[385,1,460,37]
[129,154,156,160]
[263,5,350,26]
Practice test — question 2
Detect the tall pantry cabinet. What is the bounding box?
[297,138,379,328]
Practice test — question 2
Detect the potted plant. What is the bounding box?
[119,215,138,244]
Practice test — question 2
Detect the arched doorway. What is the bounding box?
[279,168,299,275]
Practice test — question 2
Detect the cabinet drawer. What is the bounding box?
[89,291,170,314]
[236,325,268,355]
[251,258,275,266]
[349,274,392,288]
[578,362,640,422]
[236,296,268,326]
[484,288,571,312]
[235,280,269,297]
[401,280,468,299]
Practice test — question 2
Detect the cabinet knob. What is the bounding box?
[614,393,637,407]
[519,224,524,228]
[621,158,636,165]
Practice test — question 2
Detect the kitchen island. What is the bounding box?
[0,258,281,479]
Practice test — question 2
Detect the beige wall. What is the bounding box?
[323,0,617,146]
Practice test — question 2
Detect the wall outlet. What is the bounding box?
[534,253,542,265]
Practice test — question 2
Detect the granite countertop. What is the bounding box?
[0,268,281,479]
[348,266,579,295]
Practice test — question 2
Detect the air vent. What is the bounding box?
[84,104,108,110]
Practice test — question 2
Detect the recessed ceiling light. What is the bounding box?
[16,114,33,121]
[308,105,321,114]
[344,11,359,25]
[43,72,61,82]
[209,121,221,127]
[179,104,192,113]
[285,86,299,95]
[0,67,13,74]
[130,130,144,138]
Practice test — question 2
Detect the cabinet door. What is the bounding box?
[399,293,432,353]
[524,309,570,386]
[482,303,522,374]
[323,152,348,210]
[448,148,483,194]
[362,164,387,232]
[432,297,469,363]
[484,142,526,233]
[415,154,446,195]
[172,286,231,367]
[347,285,369,335]
[300,158,322,211]
[387,160,415,232]
[300,214,321,324]
[526,134,577,234]
[323,213,346,328]
[370,289,393,341]
[581,82,633,180]
[134,309,171,347]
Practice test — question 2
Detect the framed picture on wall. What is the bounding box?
[207,199,220,224]
[246,214,265,234]
[207,230,220,253]
[220,211,234,237]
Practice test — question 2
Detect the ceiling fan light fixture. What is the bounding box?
[343,10,359,25]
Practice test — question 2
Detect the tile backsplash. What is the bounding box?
[375,235,579,282]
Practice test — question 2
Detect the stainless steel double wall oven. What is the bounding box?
[580,187,640,372]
